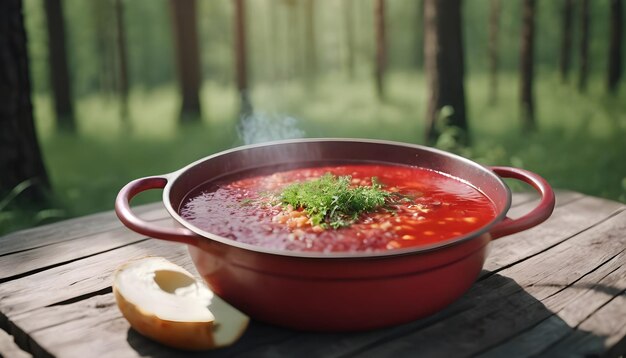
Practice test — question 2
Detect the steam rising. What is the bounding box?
[238,111,305,145]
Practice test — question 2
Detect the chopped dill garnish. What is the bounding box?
[279,173,393,229]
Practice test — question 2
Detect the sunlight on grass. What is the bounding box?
[31,84,241,221]
[252,71,428,142]
[465,73,626,200]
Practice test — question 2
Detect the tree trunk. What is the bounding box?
[374,0,387,100]
[488,0,501,105]
[233,0,251,115]
[424,0,468,145]
[559,0,574,82]
[169,0,201,122]
[607,0,623,93]
[269,0,282,81]
[578,0,590,92]
[113,0,130,125]
[304,0,317,77]
[519,0,536,131]
[92,1,115,96]
[44,0,75,132]
[415,0,425,69]
[344,0,355,78]
[0,0,50,202]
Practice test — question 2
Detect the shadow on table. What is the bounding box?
[126,272,611,357]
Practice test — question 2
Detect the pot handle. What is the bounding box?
[488,166,555,240]
[115,176,201,246]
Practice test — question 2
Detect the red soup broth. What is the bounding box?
[179,164,497,253]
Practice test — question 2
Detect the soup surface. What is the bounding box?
[179,164,497,252]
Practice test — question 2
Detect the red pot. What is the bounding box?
[115,139,554,331]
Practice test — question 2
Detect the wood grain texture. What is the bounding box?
[0,238,193,317]
[484,193,624,274]
[1,192,624,358]
[10,293,292,358]
[0,203,165,256]
[478,252,626,357]
[542,290,626,358]
[0,217,175,282]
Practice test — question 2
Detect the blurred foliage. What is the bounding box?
[3,0,623,236]
[24,0,618,96]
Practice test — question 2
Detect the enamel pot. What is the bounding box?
[116,139,555,331]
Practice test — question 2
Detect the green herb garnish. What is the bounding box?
[279,173,391,229]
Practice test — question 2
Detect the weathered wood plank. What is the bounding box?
[7,276,477,358]
[233,304,475,358]
[0,218,176,282]
[484,194,625,275]
[0,328,31,358]
[0,239,194,317]
[9,293,292,358]
[505,189,582,219]
[507,190,541,209]
[477,251,626,357]
[501,210,626,300]
[538,287,626,357]
[477,316,570,358]
[0,202,166,256]
[526,299,626,358]
[493,189,579,221]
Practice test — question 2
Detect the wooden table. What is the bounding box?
[1,190,625,358]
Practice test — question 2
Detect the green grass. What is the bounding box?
[467,73,626,201]
[32,84,241,218]
[2,71,625,236]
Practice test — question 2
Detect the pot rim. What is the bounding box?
[161,138,511,259]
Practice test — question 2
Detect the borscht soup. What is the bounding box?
[179,164,497,253]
